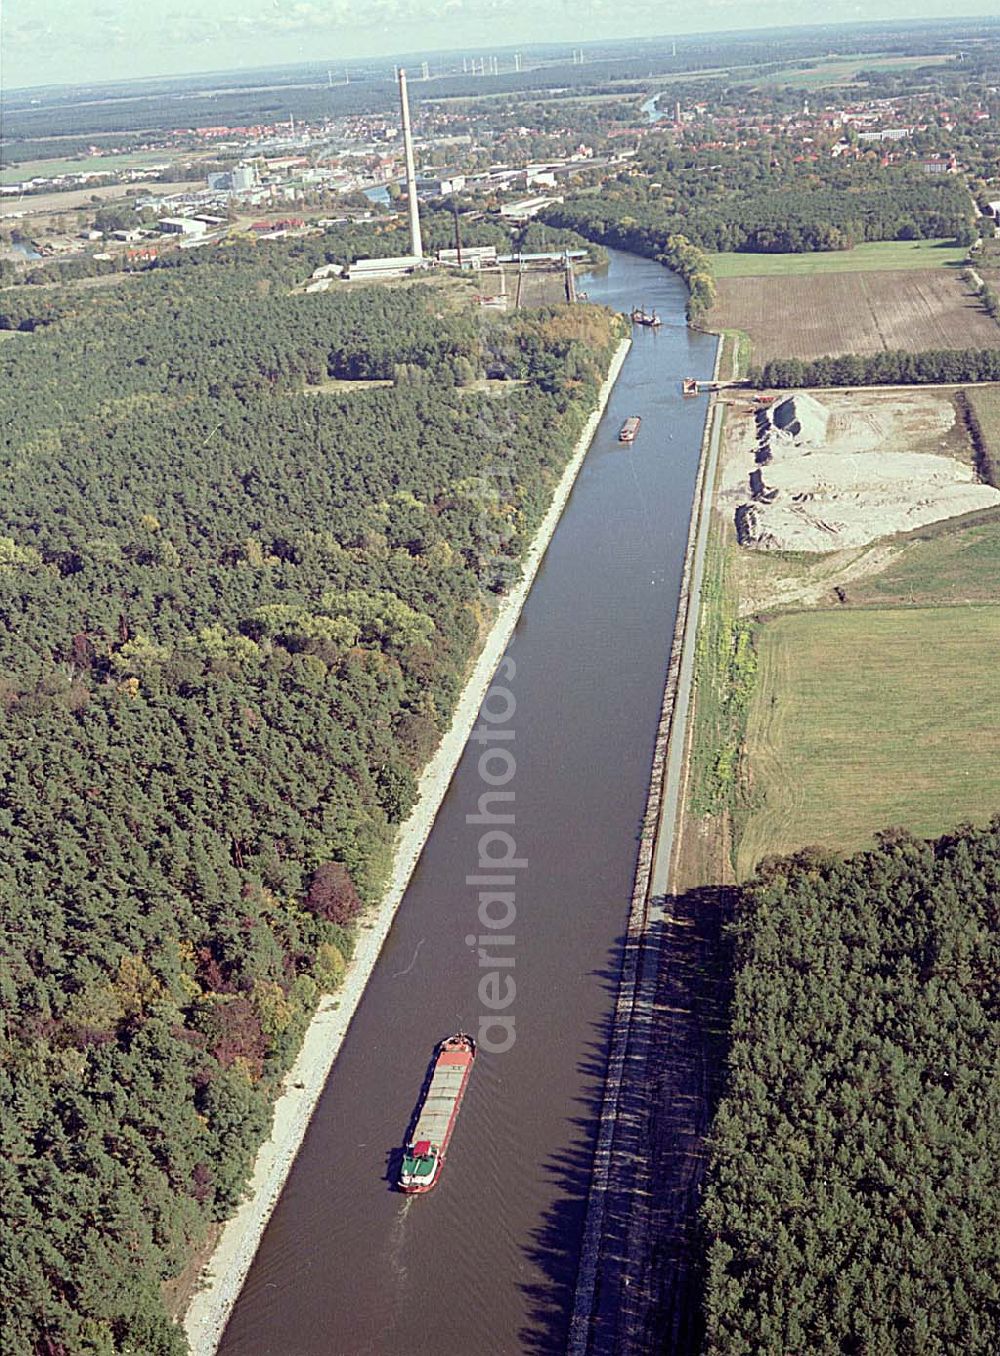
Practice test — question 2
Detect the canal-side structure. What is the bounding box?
[568,334,725,1355]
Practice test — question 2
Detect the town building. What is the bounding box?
[857,127,912,143]
[231,163,258,192]
[920,155,958,174]
[499,195,564,221]
[413,173,467,198]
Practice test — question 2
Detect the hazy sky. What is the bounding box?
[5,1,998,90]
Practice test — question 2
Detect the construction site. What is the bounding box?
[724,387,1000,554]
[472,254,580,309]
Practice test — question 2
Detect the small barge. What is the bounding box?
[619,416,641,443]
[398,1033,476,1194]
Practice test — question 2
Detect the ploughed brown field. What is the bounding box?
[711,267,1000,362]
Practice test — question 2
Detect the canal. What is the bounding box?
[218,249,718,1355]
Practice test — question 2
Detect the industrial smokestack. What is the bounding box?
[397,68,423,261]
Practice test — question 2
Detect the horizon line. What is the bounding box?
[4,13,997,98]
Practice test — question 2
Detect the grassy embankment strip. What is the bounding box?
[709,239,968,278]
[686,526,755,838]
[736,606,1000,877]
[678,330,756,881]
[714,328,751,375]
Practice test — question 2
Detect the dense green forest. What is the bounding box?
[542,160,974,255]
[0,245,622,1353]
[657,235,717,323]
[701,825,1000,1355]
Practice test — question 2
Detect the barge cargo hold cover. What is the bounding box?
[399,1034,476,1194]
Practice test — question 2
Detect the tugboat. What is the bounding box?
[619,416,641,443]
[630,306,661,328]
[398,1033,476,1194]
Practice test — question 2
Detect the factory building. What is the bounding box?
[347,255,424,280]
[437,245,498,268]
[158,217,208,236]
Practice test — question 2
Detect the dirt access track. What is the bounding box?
[711,268,1000,362]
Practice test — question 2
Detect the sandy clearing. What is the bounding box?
[181,336,631,1356]
[733,539,901,616]
[723,388,1000,553]
[741,474,1000,551]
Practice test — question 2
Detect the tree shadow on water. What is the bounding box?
[519,885,737,1356]
[518,931,623,1355]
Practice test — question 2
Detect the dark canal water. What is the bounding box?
[218,250,717,1355]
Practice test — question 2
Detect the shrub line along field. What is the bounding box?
[710,269,1000,363]
[708,239,969,277]
[966,386,1000,466]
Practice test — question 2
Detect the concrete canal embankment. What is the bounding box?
[569,334,724,1355]
[183,336,631,1356]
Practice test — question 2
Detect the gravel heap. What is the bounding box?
[734,392,1000,552]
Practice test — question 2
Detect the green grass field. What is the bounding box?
[752,53,954,90]
[709,239,968,278]
[850,515,1000,608]
[0,151,176,188]
[736,606,1000,878]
